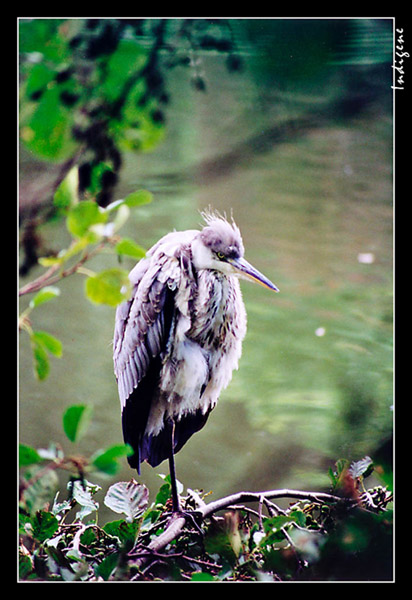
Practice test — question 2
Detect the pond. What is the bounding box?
[19,26,393,517]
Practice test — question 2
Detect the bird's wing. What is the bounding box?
[113,231,200,471]
[113,251,181,409]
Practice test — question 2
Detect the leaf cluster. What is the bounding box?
[19,405,393,582]
[19,18,245,379]
[19,18,243,255]
[19,177,151,380]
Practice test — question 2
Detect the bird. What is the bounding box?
[113,209,279,512]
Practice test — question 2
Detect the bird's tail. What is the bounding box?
[136,410,211,470]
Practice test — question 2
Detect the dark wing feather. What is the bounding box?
[113,254,178,471]
[140,408,210,469]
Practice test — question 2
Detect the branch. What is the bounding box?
[133,488,344,570]
[199,488,342,519]
[19,263,61,297]
[19,241,107,297]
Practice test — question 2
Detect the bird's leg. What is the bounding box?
[167,419,203,535]
[168,420,181,513]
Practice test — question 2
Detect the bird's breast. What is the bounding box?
[187,270,247,351]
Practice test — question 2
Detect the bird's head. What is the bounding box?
[191,210,279,292]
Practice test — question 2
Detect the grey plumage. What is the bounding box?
[113,210,278,476]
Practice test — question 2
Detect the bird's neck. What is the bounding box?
[190,237,215,271]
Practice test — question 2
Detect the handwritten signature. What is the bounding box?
[392,28,409,90]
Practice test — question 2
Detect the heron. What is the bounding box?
[113,210,279,512]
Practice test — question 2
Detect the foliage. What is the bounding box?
[19,405,393,582]
[18,179,152,380]
[19,18,243,274]
[19,19,241,163]
[19,18,244,380]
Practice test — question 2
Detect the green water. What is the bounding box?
[19,39,393,513]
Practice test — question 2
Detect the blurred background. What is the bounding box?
[19,18,393,520]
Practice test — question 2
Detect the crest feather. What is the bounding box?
[199,207,244,256]
[200,207,240,234]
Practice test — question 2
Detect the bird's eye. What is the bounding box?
[216,251,225,260]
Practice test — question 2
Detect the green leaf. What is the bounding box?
[30,510,59,542]
[29,286,60,308]
[264,515,293,531]
[190,572,216,581]
[85,268,130,306]
[19,19,68,62]
[103,519,139,547]
[62,404,93,443]
[21,85,77,161]
[32,339,49,380]
[115,238,146,260]
[66,200,107,238]
[38,256,64,267]
[289,509,307,528]
[19,513,31,535]
[88,162,114,197]
[104,480,149,522]
[24,62,56,97]
[54,235,92,264]
[327,466,337,487]
[32,330,63,357]
[30,328,62,380]
[329,458,350,491]
[101,38,146,103]
[91,444,133,476]
[19,443,43,467]
[155,482,171,507]
[19,553,33,580]
[95,551,120,581]
[104,188,152,213]
[120,102,165,152]
[53,166,79,212]
[80,526,98,546]
[260,515,294,545]
[123,189,153,207]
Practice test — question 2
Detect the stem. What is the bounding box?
[19,459,64,500]
[18,312,33,335]
[19,263,61,296]
[19,455,86,501]
[76,266,96,278]
[19,241,107,297]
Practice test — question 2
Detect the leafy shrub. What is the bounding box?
[19,406,393,582]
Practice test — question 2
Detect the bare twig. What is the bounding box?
[19,263,61,296]
[262,496,287,517]
[199,488,342,519]
[19,240,108,297]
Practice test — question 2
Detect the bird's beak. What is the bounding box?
[227,257,279,292]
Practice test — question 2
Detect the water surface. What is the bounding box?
[19,44,393,515]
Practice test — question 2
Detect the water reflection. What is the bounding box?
[19,31,393,514]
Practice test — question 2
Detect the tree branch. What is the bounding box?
[19,241,107,297]
[133,487,344,570]
[199,488,342,519]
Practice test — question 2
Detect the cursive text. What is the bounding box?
[392,28,409,90]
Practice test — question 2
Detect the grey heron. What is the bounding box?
[113,210,279,512]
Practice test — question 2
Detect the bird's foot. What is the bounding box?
[167,508,204,535]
